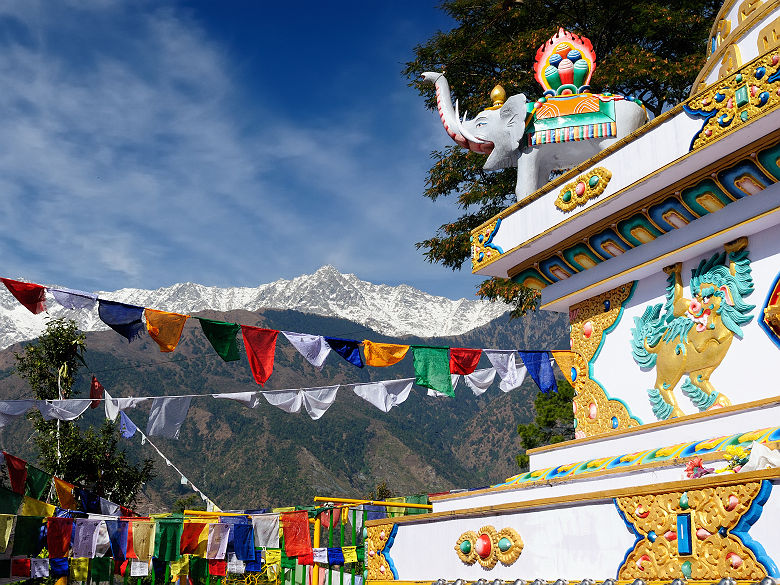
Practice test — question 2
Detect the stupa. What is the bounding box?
[367,2,780,583]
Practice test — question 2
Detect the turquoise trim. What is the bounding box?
[732,480,778,577]
[589,281,643,424]
[381,523,399,579]
[483,218,504,254]
[613,498,643,578]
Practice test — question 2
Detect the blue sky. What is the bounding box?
[0,1,493,300]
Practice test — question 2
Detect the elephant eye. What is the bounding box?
[476,120,487,127]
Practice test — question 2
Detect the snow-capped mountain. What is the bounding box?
[0,266,510,349]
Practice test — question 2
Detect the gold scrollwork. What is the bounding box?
[366,523,395,581]
[555,167,612,212]
[688,51,780,151]
[569,283,641,437]
[615,482,768,580]
[471,219,501,271]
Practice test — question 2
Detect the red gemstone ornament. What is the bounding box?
[475,534,492,558]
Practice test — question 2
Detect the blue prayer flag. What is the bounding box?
[324,337,363,368]
[518,351,556,393]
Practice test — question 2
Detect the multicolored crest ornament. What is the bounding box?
[534,28,597,96]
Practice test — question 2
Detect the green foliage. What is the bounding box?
[515,379,575,470]
[404,0,720,316]
[173,493,205,514]
[368,481,394,501]
[14,318,154,507]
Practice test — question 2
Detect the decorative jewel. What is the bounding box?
[454,526,523,568]
[681,561,692,579]
[556,167,612,212]
[679,492,690,510]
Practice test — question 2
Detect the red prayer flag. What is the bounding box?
[449,348,482,375]
[115,560,128,576]
[47,517,74,558]
[120,505,135,517]
[0,278,46,314]
[298,550,314,565]
[3,452,27,494]
[11,557,30,577]
[241,326,279,386]
[180,522,207,554]
[208,559,227,577]
[90,376,105,409]
[281,510,312,557]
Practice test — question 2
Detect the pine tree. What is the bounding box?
[15,318,154,507]
[515,379,575,470]
[404,0,720,316]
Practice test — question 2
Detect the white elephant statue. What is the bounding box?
[421,71,647,202]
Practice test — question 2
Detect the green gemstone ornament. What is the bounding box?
[498,537,511,552]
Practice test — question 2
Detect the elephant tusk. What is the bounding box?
[455,100,486,145]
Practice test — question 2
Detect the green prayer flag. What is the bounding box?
[154,518,184,561]
[0,486,22,514]
[12,515,44,556]
[190,556,210,585]
[90,557,113,584]
[197,318,242,362]
[280,551,296,569]
[412,346,453,397]
[404,494,429,515]
[25,466,52,500]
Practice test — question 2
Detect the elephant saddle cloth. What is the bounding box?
[525,93,624,146]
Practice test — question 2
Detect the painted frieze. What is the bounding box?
[630,238,755,420]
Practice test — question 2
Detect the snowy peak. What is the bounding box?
[0,268,510,349]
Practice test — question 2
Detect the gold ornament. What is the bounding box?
[615,481,769,581]
[555,167,612,212]
[471,219,502,271]
[366,523,395,580]
[569,283,641,437]
[686,51,780,151]
[486,85,506,110]
[454,525,523,569]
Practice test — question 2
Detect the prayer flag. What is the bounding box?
[146,396,192,439]
[90,376,104,409]
[351,378,413,412]
[342,546,358,563]
[552,350,578,385]
[12,515,45,556]
[180,522,208,556]
[25,465,51,500]
[232,524,256,561]
[129,560,149,577]
[11,557,31,578]
[198,318,241,362]
[47,516,74,558]
[362,341,409,367]
[484,350,526,392]
[282,332,331,370]
[324,337,363,368]
[0,400,37,428]
[50,558,69,578]
[0,486,22,514]
[153,517,183,561]
[30,557,49,578]
[449,348,482,375]
[241,326,279,386]
[212,392,259,408]
[70,557,90,581]
[464,368,497,395]
[90,557,113,583]
[190,557,209,585]
[281,511,311,557]
[145,309,189,352]
[263,387,339,420]
[206,523,230,560]
[412,346,453,397]
[208,559,227,577]
[119,411,137,438]
[251,514,279,548]
[98,300,145,342]
[105,519,129,561]
[169,555,190,580]
[76,488,101,514]
[327,547,344,565]
[3,451,27,494]
[38,399,91,421]
[312,548,327,563]
[100,497,120,516]
[0,514,13,553]
[0,278,46,314]
[53,477,77,510]
[49,287,97,310]
[518,351,556,393]
[21,496,55,517]
[71,519,101,558]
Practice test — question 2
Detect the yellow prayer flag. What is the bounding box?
[53,477,78,510]
[0,514,14,553]
[170,555,190,580]
[272,506,295,513]
[551,350,578,385]
[145,309,189,352]
[265,549,282,565]
[132,520,155,562]
[342,546,358,563]
[21,496,55,518]
[362,340,410,367]
[71,558,90,582]
[384,497,405,518]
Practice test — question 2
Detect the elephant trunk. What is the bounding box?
[421,72,469,149]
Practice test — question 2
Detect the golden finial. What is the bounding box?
[487,85,506,109]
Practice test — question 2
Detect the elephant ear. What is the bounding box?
[502,94,528,146]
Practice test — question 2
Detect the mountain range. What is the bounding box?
[0,266,510,349]
[0,267,569,512]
